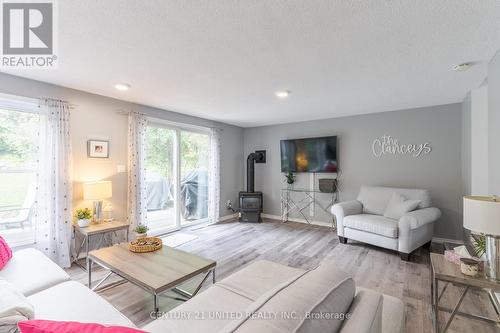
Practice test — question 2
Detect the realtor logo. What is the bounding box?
[1,0,57,68]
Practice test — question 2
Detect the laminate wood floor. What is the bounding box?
[66,219,500,332]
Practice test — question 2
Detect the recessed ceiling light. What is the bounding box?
[275,90,290,98]
[453,63,473,72]
[115,83,131,91]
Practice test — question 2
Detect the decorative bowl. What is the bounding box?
[129,237,162,253]
[460,257,479,277]
[77,219,91,228]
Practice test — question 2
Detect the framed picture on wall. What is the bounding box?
[87,140,109,158]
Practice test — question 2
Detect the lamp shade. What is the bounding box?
[463,196,500,235]
[83,181,112,200]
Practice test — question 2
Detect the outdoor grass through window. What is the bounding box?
[0,108,39,245]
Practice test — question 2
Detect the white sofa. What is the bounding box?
[1,248,405,333]
[0,248,136,329]
[332,186,441,260]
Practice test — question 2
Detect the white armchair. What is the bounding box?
[332,186,441,261]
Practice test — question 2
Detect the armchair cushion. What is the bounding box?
[357,186,432,215]
[344,215,398,238]
[399,207,442,230]
[331,200,363,237]
[383,193,421,220]
[332,200,363,217]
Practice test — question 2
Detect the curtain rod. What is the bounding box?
[116,109,224,131]
[0,92,78,109]
[39,97,76,105]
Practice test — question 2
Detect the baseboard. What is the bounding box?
[218,213,238,222]
[432,237,463,245]
[261,213,332,228]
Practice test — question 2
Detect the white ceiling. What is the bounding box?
[4,0,500,127]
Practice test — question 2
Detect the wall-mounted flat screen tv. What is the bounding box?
[280,136,337,173]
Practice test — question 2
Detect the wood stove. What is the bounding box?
[239,150,266,222]
[239,191,263,222]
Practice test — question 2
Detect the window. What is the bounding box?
[145,120,211,235]
[0,97,39,247]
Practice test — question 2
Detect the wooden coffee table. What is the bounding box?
[87,243,216,312]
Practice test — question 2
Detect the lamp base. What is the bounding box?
[485,235,500,281]
[93,200,103,223]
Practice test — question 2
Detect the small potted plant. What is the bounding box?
[285,171,296,189]
[472,233,486,258]
[75,208,92,228]
[134,225,149,239]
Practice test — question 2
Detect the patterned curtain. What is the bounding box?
[208,128,221,223]
[127,112,148,232]
[35,98,72,268]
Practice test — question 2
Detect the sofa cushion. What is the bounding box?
[226,262,355,333]
[383,193,421,220]
[144,261,305,333]
[216,260,305,301]
[27,281,134,328]
[144,284,253,333]
[357,186,431,215]
[0,236,13,270]
[381,293,405,333]
[344,214,398,238]
[0,279,34,333]
[0,248,70,296]
[339,288,383,333]
[18,320,146,333]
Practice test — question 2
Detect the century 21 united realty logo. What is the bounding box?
[1,0,57,68]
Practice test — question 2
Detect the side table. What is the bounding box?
[73,220,130,270]
[280,188,338,230]
[430,253,500,332]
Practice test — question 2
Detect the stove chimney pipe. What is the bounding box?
[246,151,265,192]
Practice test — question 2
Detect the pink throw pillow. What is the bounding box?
[0,235,12,270]
[18,320,147,333]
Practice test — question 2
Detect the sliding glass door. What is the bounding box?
[145,122,211,234]
[145,125,177,234]
[180,130,210,226]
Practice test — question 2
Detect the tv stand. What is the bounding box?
[280,188,337,230]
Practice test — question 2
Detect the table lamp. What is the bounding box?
[83,181,112,223]
[463,195,500,281]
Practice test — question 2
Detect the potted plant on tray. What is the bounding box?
[134,225,149,239]
[75,208,92,228]
[285,171,296,189]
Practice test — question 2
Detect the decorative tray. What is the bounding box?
[129,237,162,253]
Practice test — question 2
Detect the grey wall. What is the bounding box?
[0,72,469,241]
[461,93,471,197]
[462,50,500,196]
[489,51,500,195]
[0,73,244,221]
[244,104,463,240]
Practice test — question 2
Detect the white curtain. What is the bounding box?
[35,98,72,268]
[208,128,221,223]
[127,112,148,232]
